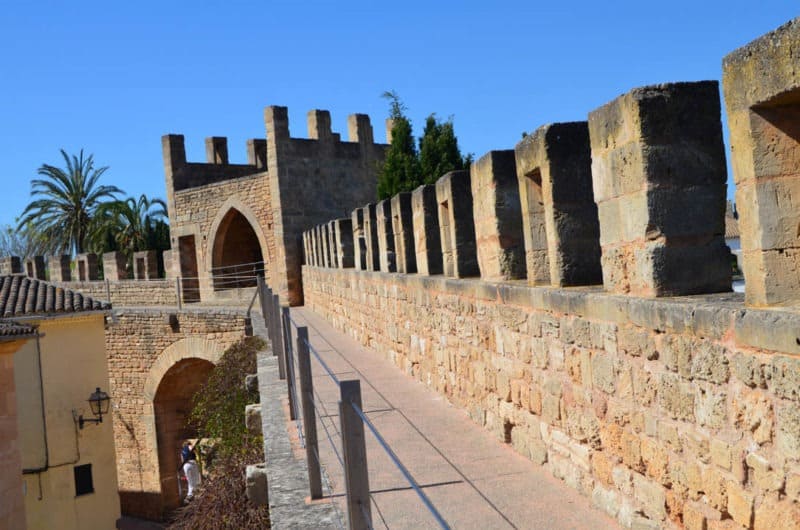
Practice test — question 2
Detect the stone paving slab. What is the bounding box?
[279,306,621,530]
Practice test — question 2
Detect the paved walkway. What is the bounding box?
[280,306,620,530]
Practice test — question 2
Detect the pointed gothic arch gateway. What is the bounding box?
[209,203,267,290]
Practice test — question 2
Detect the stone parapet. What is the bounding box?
[436,170,479,278]
[103,251,128,281]
[363,204,379,272]
[133,250,159,280]
[723,17,800,306]
[588,82,731,297]
[375,199,396,273]
[411,184,442,276]
[351,208,367,271]
[516,122,602,287]
[75,253,99,281]
[304,266,800,530]
[0,256,21,275]
[334,218,354,269]
[471,150,526,281]
[390,192,416,274]
[47,255,71,282]
[23,256,46,280]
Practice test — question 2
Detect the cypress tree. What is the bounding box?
[419,114,470,185]
[377,91,420,199]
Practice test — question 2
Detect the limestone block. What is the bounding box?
[334,218,354,269]
[245,463,268,506]
[375,199,396,272]
[75,253,99,281]
[515,122,601,286]
[723,18,800,306]
[47,254,71,282]
[363,204,380,271]
[588,82,730,296]
[351,208,367,270]
[411,184,442,275]
[390,192,416,274]
[435,170,479,278]
[22,255,45,280]
[327,221,339,269]
[133,250,159,279]
[0,256,21,275]
[103,251,128,280]
[471,150,525,281]
[245,403,262,435]
[244,374,259,394]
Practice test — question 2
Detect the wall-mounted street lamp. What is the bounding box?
[78,387,111,429]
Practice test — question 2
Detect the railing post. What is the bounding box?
[273,294,286,379]
[339,380,371,530]
[282,306,297,421]
[296,326,323,499]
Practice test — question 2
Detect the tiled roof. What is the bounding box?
[0,319,37,338]
[0,275,110,317]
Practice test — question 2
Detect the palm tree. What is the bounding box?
[90,194,169,257]
[17,149,122,255]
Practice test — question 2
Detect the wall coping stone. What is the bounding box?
[303,265,800,355]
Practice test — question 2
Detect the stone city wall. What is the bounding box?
[53,280,178,307]
[304,267,800,530]
[105,308,247,519]
[299,19,800,530]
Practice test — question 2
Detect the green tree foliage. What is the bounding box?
[169,336,269,529]
[378,91,420,199]
[188,336,264,457]
[419,114,471,185]
[88,194,169,257]
[17,149,122,255]
[377,92,471,199]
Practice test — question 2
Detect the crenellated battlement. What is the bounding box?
[163,105,389,306]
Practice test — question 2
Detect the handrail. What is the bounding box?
[349,400,451,530]
[283,309,450,530]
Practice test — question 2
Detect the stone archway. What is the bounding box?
[141,337,226,518]
[208,200,268,291]
[153,358,214,512]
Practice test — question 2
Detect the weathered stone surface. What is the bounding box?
[471,150,526,281]
[133,250,159,280]
[23,255,46,280]
[436,170,479,278]
[390,192,416,274]
[47,254,71,282]
[588,82,731,297]
[411,184,442,276]
[351,208,367,270]
[515,122,601,287]
[363,203,380,272]
[723,18,800,306]
[334,218,354,269]
[245,374,259,393]
[245,464,269,506]
[376,200,396,272]
[163,106,388,306]
[75,253,99,281]
[0,256,21,275]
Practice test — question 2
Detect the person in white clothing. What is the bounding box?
[181,440,201,500]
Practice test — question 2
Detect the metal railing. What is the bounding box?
[256,277,450,530]
[210,260,264,290]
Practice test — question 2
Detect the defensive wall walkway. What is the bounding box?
[258,305,621,529]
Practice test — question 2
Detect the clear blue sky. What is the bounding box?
[0,1,796,229]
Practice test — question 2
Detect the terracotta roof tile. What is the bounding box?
[0,319,37,338]
[0,275,110,317]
